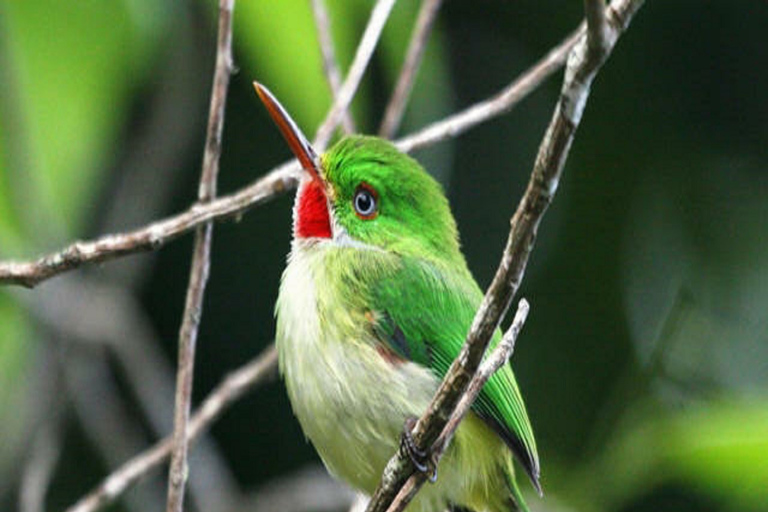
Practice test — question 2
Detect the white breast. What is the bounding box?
[275,242,439,493]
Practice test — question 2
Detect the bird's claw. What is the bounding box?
[400,417,438,483]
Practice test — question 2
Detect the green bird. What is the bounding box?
[256,82,541,512]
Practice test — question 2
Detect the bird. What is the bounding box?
[255,82,540,512]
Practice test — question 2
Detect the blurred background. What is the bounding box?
[1,1,766,511]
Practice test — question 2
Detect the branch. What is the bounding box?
[365,1,645,511]
[0,20,582,289]
[0,163,298,288]
[395,24,583,153]
[166,0,234,510]
[66,345,278,512]
[313,0,396,150]
[310,0,356,134]
[378,0,443,139]
[387,299,530,512]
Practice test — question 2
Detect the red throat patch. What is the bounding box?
[295,179,332,239]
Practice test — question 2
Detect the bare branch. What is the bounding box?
[378,0,443,139]
[365,1,645,511]
[386,299,530,512]
[0,162,298,288]
[314,0,396,150]
[395,24,583,153]
[66,345,278,512]
[166,0,234,510]
[310,0,356,134]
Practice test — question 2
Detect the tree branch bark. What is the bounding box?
[310,0,356,134]
[364,1,645,511]
[378,0,443,139]
[313,0,396,151]
[165,1,234,511]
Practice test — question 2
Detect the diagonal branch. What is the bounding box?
[395,24,583,153]
[378,0,444,139]
[165,0,234,511]
[310,0,356,134]
[66,345,278,512]
[313,0,396,151]
[365,1,646,511]
[0,22,584,290]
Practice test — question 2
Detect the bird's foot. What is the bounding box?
[400,416,438,483]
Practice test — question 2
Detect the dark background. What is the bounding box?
[1,1,766,512]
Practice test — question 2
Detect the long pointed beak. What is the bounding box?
[253,82,323,183]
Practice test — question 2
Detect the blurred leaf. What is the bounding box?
[0,0,169,246]
[575,399,768,512]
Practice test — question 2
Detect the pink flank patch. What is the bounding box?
[296,180,332,239]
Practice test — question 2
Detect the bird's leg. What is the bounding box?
[400,416,438,483]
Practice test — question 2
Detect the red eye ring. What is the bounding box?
[353,183,379,220]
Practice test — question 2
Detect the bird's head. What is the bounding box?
[255,82,463,265]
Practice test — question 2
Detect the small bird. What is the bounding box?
[255,82,540,512]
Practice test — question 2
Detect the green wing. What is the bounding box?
[371,256,541,490]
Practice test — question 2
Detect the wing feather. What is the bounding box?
[371,256,540,490]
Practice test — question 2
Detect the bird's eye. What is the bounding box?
[353,184,378,219]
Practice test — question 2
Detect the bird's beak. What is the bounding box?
[253,82,323,184]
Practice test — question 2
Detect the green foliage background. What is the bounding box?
[0,1,766,511]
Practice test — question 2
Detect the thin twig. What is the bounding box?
[66,345,278,512]
[395,24,583,153]
[310,0,356,134]
[314,0,396,150]
[378,0,443,139]
[365,1,645,511]
[0,162,298,288]
[165,1,234,511]
[386,299,530,512]
[0,23,583,289]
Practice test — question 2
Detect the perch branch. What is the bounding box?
[0,20,585,289]
[365,1,645,511]
[66,345,278,512]
[165,0,234,511]
[378,0,443,139]
[387,299,530,512]
[310,0,356,134]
